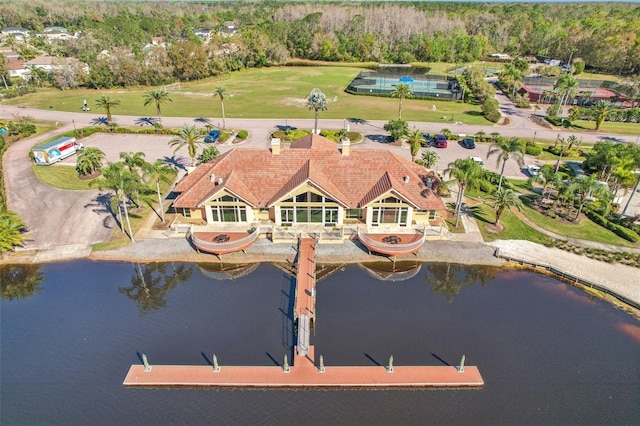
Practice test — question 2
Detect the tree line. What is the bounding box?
[1,1,639,90]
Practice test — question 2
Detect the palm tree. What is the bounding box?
[95,95,120,122]
[0,210,27,252]
[501,63,523,97]
[569,174,607,220]
[306,88,328,134]
[75,147,105,177]
[90,162,139,242]
[406,129,424,162]
[391,83,413,119]
[143,160,175,223]
[491,188,522,226]
[143,89,172,125]
[592,100,612,130]
[197,145,220,165]
[169,125,204,167]
[446,158,484,226]
[528,165,561,202]
[487,137,525,190]
[213,86,228,129]
[120,151,147,205]
[421,150,439,169]
[554,74,579,124]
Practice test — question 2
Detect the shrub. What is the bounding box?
[485,110,501,123]
[525,145,543,156]
[236,130,248,139]
[585,209,640,243]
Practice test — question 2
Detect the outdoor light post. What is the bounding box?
[72,119,77,136]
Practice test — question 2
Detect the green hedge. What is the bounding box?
[236,130,248,139]
[525,145,542,156]
[585,208,640,243]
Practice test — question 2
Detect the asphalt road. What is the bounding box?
[1,100,638,252]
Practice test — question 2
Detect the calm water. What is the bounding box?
[1,260,639,425]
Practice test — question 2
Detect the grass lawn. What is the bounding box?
[569,120,640,136]
[471,202,551,244]
[5,66,488,124]
[32,164,94,190]
[519,198,634,247]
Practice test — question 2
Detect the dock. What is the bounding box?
[123,236,484,388]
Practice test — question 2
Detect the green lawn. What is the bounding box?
[5,66,488,124]
[470,202,551,244]
[518,199,634,247]
[569,120,640,136]
[32,164,94,190]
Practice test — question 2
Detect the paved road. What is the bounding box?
[1,101,638,255]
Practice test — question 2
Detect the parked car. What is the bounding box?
[421,133,432,147]
[461,137,476,149]
[435,133,447,148]
[204,129,220,143]
[470,156,484,167]
[527,165,540,176]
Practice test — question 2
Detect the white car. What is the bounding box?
[470,156,484,167]
[527,165,540,176]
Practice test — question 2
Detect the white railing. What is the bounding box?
[357,228,426,254]
[189,227,260,253]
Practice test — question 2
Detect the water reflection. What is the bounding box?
[425,263,498,302]
[0,264,44,301]
[119,262,194,315]
[359,261,422,282]
[197,262,259,281]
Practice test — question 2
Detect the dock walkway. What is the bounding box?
[295,237,316,356]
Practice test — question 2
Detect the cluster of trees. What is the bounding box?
[1,1,639,90]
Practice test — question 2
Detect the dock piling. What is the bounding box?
[387,355,394,373]
[213,354,220,372]
[319,355,325,373]
[283,354,290,373]
[458,354,465,373]
[142,354,151,372]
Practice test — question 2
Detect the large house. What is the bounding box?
[171,134,445,255]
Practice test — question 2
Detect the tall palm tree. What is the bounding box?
[391,83,413,120]
[213,86,228,129]
[592,100,612,130]
[120,151,147,205]
[491,188,522,226]
[90,162,139,242]
[306,88,328,134]
[554,74,579,124]
[95,95,120,122]
[406,129,424,162]
[143,160,175,223]
[446,158,484,226]
[169,125,204,167]
[487,137,525,190]
[75,147,106,177]
[569,174,607,220]
[528,165,561,202]
[0,210,27,252]
[143,89,172,125]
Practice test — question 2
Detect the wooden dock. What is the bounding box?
[123,235,484,389]
[123,346,484,388]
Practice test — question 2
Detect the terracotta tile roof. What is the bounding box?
[173,135,444,211]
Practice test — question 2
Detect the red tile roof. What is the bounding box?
[173,134,444,210]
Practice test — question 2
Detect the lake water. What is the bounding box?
[1,260,639,425]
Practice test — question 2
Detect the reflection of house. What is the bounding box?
[172,134,445,230]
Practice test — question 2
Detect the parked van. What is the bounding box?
[32,136,84,165]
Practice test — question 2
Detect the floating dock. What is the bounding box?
[123,237,484,388]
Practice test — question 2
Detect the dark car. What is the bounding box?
[204,129,220,143]
[461,137,476,149]
[435,134,447,148]
[421,133,432,147]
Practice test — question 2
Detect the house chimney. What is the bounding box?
[403,175,410,183]
[217,178,223,186]
[271,138,281,155]
[210,174,216,182]
[341,137,350,156]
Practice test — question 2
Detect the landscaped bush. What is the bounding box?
[585,209,640,243]
[485,110,501,123]
[236,130,248,139]
[271,129,311,142]
[525,145,543,156]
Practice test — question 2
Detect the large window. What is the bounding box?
[371,206,409,226]
[279,191,339,225]
[211,205,247,222]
